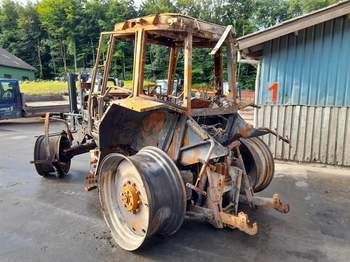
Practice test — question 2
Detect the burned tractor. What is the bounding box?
[32,14,290,251]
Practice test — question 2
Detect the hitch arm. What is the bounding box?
[240,193,290,214]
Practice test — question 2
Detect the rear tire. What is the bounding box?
[33,134,71,177]
[239,137,274,192]
[98,146,186,251]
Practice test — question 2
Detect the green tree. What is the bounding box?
[0,0,341,82]
[37,0,83,73]
[140,0,176,15]
[254,0,293,29]
[17,4,45,78]
[0,0,21,54]
[289,0,339,13]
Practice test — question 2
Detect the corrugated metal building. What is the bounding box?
[238,1,350,166]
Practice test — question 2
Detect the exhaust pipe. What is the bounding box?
[67,73,78,114]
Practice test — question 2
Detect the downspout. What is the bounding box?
[237,50,261,127]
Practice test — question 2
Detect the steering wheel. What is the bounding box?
[2,90,13,99]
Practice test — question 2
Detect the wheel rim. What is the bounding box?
[99,154,149,251]
[98,146,186,251]
[253,137,274,192]
[239,137,274,192]
[33,134,71,177]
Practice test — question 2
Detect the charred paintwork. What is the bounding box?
[31,13,290,251]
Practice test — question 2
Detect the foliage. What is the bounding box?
[0,0,341,90]
[289,0,338,13]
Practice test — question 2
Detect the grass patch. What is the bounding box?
[19,80,211,96]
[20,81,70,96]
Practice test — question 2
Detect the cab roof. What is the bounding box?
[114,13,233,48]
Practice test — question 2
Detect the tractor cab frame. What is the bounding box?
[87,13,237,120]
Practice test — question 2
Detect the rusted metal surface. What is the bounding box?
[84,149,99,191]
[33,133,71,177]
[240,194,289,214]
[206,168,224,228]
[220,212,258,235]
[31,13,290,252]
[120,182,141,213]
[237,137,275,192]
[98,147,186,251]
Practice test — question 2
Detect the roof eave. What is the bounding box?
[0,63,36,72]
[238,1,350,51]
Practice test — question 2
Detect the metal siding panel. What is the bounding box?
[304,106,315,162]
[327,107,338,164]
[301,28,313,105]
[266,106,273,146]
[343,108,350,166]
[289,106,300,160]
[270,105,278,153]
[282,106,293,159]
[258,57,265,105]
[291,29,305,104]
[333,17,346,106]
[256,107,263,127]
[336,107,347,165]
[312,107,323,162]
[309,23,323,106]
[318,21,333,106]
[263,106,271,146]
[260,42,272,104]
[326,18,342,106]
[345,44,350,106]
[343,17,350,105]
[275,105,285,159]
[320,107,331,163]
[286,34,297,105]
[255,16,350,167]
[277,37,288,105]
[255,105,349,166]
[259,16,350,107]
[270,39,279,86]
[296,106,308,161]
[257,107,266,148]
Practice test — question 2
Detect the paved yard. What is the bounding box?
[0,120,349,262]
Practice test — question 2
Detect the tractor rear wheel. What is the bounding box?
[98,146,186,251]
[33,134,71,177]
[239,137,274,192]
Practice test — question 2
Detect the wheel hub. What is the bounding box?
[120,182,140,213]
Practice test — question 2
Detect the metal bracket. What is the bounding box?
[84,149,99,191]
[240,193,290,214]
[228,166,242,214]
[186,183,207,196]
[206,169,224,228]
[210,25,234,55]
[220,211,258,236]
